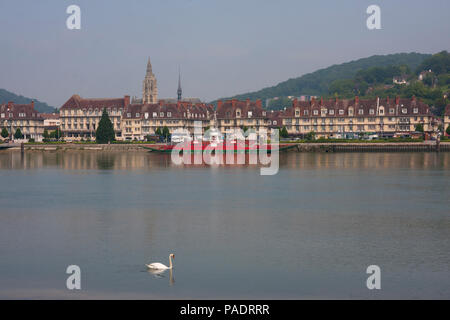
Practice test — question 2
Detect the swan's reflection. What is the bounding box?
[147,268,175,286]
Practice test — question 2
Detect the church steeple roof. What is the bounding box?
[146,57,152,74]
[177,67,182,101]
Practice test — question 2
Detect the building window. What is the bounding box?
[402,108,407,114]
[369,109,375,115]
[329,110,335,115]
[359,109,364,115]
[304,110,309,116]
[313,110,318,115]
[339,109,344,115]
[413,108,418,114]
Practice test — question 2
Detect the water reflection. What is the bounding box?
[0,150,449,170]
[147,268,175,286]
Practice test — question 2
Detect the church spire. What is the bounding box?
[177,66,182,101]
[146,57,152,74]
[143,57,157,104]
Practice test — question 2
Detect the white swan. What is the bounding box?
[146,253,174,270]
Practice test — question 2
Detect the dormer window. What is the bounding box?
[329,110,335,115]
[127,113,131,117]
[339,109,344,115]
[153,112,157,117]
[19,113,26,117]
[248,111,252,118]
[402,108,407,114]
[262,111,266,116]
[389,108,395,114]
[359,109,364,115]
[304,110,309,116]
[136,113,140,117]
[167,112,172,117]
[369,109,375,115]
[313,110,318,115]
[413,108,418,114]
[160,112,164,117]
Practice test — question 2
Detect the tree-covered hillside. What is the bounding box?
[0,88,56,113]
[211,52,430,107]
[328,51,450,116]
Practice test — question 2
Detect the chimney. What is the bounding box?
[335,96,338,103]
[7,101,13,109]
[159,100,163,106]
[293,98,298,108]
[232,98,237,108]
[256,99,262,108]
[217,100,222,110]
[311,97,316,104]
[412,95,416,102]
[31,100,35,109]
[355,96,359,104]
[387,96,390,104]
[246,98,250,106]
[395,96,399,105]
[124,95,130,108]
[320,97,323,105]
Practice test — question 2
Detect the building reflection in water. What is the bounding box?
[0,150,449,171]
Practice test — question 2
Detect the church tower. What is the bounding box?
[177,67,182,101]
[142,57,158,104]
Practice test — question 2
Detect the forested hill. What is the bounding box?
[0,88,56,113]
[211,52,430,104]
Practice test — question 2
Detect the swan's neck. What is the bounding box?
[169,256,173,269]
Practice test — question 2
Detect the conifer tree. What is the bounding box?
[96,108,115,144]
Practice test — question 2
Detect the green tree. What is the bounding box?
[1,127,8,139]
[305,131,316,141]
[43,129,49,140]
[162,126,170,141]
[280,126,289,138]
[446,125,450,136]
[49,128,62,140]
[14,128,24,140]
[96,108,115,144]
[415,123,424,132]
[155,127,162,136]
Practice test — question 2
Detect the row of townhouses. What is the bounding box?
[59,94,215,141]
[281,96,440,138]
[2,96,449,142]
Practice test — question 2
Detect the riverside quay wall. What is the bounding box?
[3,142,448,153]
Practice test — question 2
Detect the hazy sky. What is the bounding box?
[0,0,449,107]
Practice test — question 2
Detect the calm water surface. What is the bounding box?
[0,151,449,299]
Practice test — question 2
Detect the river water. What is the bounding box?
[0,151,449,299]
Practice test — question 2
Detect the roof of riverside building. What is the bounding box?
[282,96,431,118]
[216,99,265,119]
[60,94,130,110]
[0,101,42,121]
